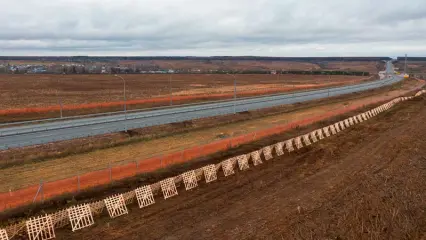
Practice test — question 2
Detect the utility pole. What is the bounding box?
[233,74,237,114]
[169,73,173,106]
[115,74,127,132]
[163,62,174,106]
[227,73,237,114]
[114,75,127,114]
[404,54,407,75]
[56,79,63,118]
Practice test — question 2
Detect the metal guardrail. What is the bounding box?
[0,74,402,149]
[0,77,395,137]
[0,78,377,128]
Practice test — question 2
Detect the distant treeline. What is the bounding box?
[396,57,426,61]
[0,56,391,63]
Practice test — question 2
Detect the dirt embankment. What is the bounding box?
[0,80,422,194]
[53,95,426,240]
[1,79,417,166]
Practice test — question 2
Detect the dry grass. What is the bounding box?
[0,79,422,192]
[320,61,383,73]
[122,59,322,71]
[395,60,426,75]
[0,74,366,109]
[43,92,426,240]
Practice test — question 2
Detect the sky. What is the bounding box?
[0,0,425,57]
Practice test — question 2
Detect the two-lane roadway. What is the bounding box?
[0,61,402,150]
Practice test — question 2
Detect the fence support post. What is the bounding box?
[109,164,112,182]
[33,180,43,203]
[181,150,185,163]
[77,175,80,192]
[41,180,44,203]
[252,132,257,141]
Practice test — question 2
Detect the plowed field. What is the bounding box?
[55,89,426,239]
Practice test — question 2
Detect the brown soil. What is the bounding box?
[0,80,422,193]
[320,61,383,73]
[53,90,426,240]
[147,59,322,71]
[0,74,366,110]
[0,77,397,167]
[395,60,426,76]
[3,60,383,74]
[123,60,382,73]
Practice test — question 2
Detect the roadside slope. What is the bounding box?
[0,79,422,193]
[58,94,426,239]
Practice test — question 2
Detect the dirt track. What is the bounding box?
[55,92,426,239]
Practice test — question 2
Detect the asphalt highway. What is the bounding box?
[0,62,401,150]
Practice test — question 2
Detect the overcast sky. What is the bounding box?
[0,0,425,56]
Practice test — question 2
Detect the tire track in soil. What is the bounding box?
[272,100,425,239]
[55,97,426,240]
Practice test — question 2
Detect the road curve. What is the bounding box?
[0,62,401,150]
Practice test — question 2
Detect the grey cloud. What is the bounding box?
[0,0,425,56]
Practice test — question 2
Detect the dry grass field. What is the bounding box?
[0,79,421,193]
[118,59,383,73]
[0,74,367,110]
[395,60,426,75]
[130,59,322,71]
[57,89,426,240]
[318,61,383,73]
[2,81,423,240]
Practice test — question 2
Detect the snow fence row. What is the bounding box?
[1,90,424,240]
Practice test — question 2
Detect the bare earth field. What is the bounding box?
[120,60,383,73]
[0,79,422,194]
[53,85,426,240]
[317,60,383,73]
[395,60,426,75]
[148,59,321,71]
[0,74,367,109]
[3,60,383,74]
